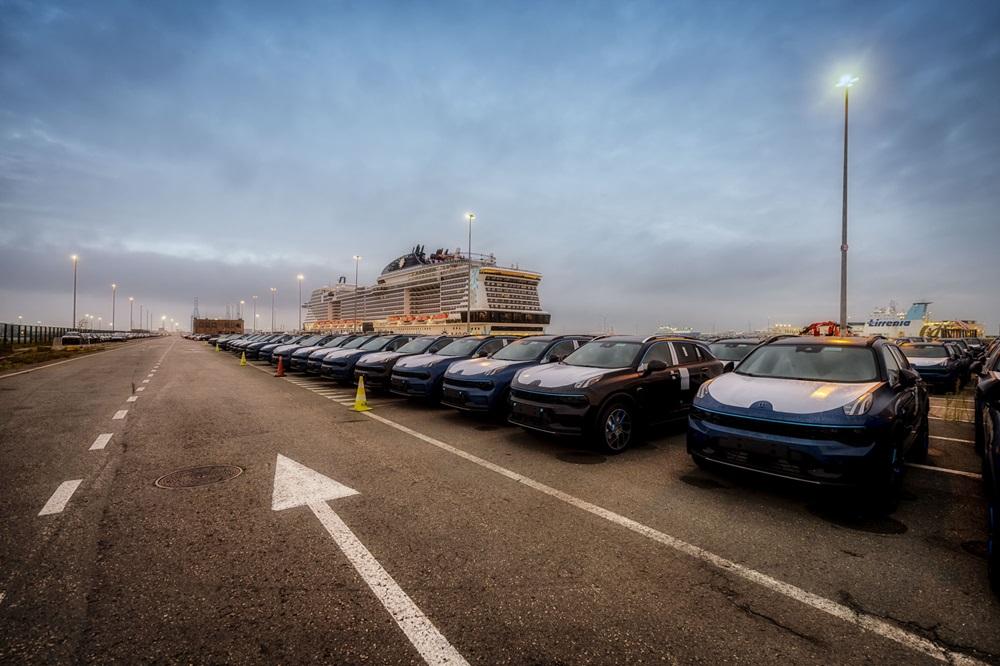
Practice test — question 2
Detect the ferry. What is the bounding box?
[303,245,550,336]
[858,301,984,339]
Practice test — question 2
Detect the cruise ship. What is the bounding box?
[303,245,550,336]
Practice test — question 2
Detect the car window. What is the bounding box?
[880,346,900,385]
[565,341,643,369]
[493,339,550,361]
[438,338,485,356]
[546,340,577,361]
[641,342,674,366]
[672,342,699,365]
[887,344,909,371]
[478,339,506,356]
[428,337,456,353]
[386,336,411,351]
[737,344,879,382]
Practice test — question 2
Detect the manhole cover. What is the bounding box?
[557,451,607,465]
[155,465,244,489]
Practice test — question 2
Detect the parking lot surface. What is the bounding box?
[1,336,997,664]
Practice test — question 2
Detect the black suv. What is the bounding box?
[509,335,724,452]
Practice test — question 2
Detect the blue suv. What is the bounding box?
[442,335,591,415]
[320,334,415,383]
[974,345,1000,597]
[390,335,515,401]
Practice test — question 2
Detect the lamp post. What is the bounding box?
[111,283,117,331]
[352,256,362,333]
[128,297,134,331]
[297,274,304,331]
[97,316,102,331]
[252,295,258,332]
[239,299,245,321]
[270,287,277,332]
[70,254,78,327]
[465,212,476,333]
[835,74,858,335]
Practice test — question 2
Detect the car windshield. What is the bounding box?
[737,344,879,382]
[564,341,642,369]
[901,345,949,359]
[397,337,437,354]
[297,335,324,346]
[323,336,349,347]
[709,342,757,361]
[361,336,394,351]
[491,339,550,361]
[341,336,372,349]
[438,338,484,357]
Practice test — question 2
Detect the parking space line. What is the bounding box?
[929,416,973,423]
[360,410,986,666]
[906,463,981,480]
[126,396,138,403]
[142,379,150,383]
[929,435,974,444]
[39,480,83,515]
[112,410,128,420]
[136,387,145,392]
[89,433,113,450]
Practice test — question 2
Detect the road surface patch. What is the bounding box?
[89,433,113,451]
[39,480,83,515]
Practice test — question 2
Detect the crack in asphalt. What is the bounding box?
[705,572,825,648]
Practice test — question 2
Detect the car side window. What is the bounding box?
[547,340,576,361]
[672,342,698,366]
[479,339,504,356]
[693,344,709,361]
[387,337,408,351]
[880,346,901,385]
[641,342,674,366]
[428,338,452,353]
[887,345,909,370]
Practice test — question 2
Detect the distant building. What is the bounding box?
[192,318,244,335]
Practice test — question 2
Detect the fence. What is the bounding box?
[0,323,140,348]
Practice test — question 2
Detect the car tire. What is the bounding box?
[592,399,635,454]
[907,417,929,463]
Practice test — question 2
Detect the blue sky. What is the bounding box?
[1,0,998,333]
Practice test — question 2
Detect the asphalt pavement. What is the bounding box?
[1,336,997,664]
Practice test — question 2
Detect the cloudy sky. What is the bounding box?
[1,0,998,334]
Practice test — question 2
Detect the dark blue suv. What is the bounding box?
[390,335,515,401]
[898,342,963,393]
[442,335,591,415]
[974,345,1000,597]
[320,334,415,383]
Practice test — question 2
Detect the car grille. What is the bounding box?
[445,377,494,390]
[394,369,431,380]
[692,407,871,446]
[511,388,587,406]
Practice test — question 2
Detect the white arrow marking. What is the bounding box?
[272,454,467,665]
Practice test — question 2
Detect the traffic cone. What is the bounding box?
[275,355,285,377]
[352,376,372,412]
[216,342,221,351]
[240,351,247,366]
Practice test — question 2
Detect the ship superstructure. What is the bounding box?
[303,245,549,336]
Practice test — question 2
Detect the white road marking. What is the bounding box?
[89,433,113,450]
[360,410,986,666]
[112,410,128,420]
[906,463,981,480]
[126,396,138,402]
[142,379,150,384]
[39,480,83,515]
[930,435,974,445]
[0,591,5,606]
[273,455,468,666]
[147,374,154,378]
[929,416,973,423]
[136,386,145,392]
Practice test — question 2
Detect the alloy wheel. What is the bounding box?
[604,407,632,451]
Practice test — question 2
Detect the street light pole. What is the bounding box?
[270,287,277,332]
[71,255,78,327]
[465,213,476,333]
[297,274,304,331]
[252,295,257,332]
[836,74,858,335]
[111,283,117,331]
[128,297,134,331]
[352,256,362,333]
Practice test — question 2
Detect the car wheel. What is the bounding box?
[907,417,929,463]
[862,444,903,515]
[593,400,635,454]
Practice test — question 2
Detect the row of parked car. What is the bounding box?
[194,330,1000,597]
[61,330,157,345]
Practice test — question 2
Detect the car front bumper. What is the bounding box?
[507,389,591,436]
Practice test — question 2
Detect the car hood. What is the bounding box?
[447,357,522,377]
[293,345,324,356]
[702,372,882,414]
[273,344,300,354]
[906,357,949,367]
[514,363,620,390]
[358,351,404,366]
[322,348,366,361]
[394,353,458,369]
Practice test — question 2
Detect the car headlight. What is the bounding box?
[696,378,715,400]
[574,376,603,389]
[843,392,874,416]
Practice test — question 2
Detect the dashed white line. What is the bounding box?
[358,410,987,666]
[89,433,113,450]
[126,396,138,402]
[136,386,145,392]
[112,410,128,420]
[930,435,974,445]
[906,463,981,480]
[39,480,83,516]
[142,379,150,384]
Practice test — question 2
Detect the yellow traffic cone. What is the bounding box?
[215,342,221,351]
[240,351,247,366]
[352,376,372,412]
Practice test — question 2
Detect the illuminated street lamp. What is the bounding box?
[835,74,859,334]
[352,256,362,333]
[70,254,79,328]
[270,287,277,332]
[465,212,476,333]
[128,297,134,331]
[239,299,245,320]
[297,274,304,331]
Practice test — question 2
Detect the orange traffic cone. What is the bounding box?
[352,376,371,412]
[275,355,285,377]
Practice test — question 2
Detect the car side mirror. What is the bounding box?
[546,354,563,364]
[645,359,668,374]
[476,350,490,358]
[723,361,735,373]
[899,369,920,387]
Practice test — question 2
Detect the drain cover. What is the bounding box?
[155,465,243,489]
[557,451,607,465]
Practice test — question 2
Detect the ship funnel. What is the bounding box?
[905,302,931,321]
